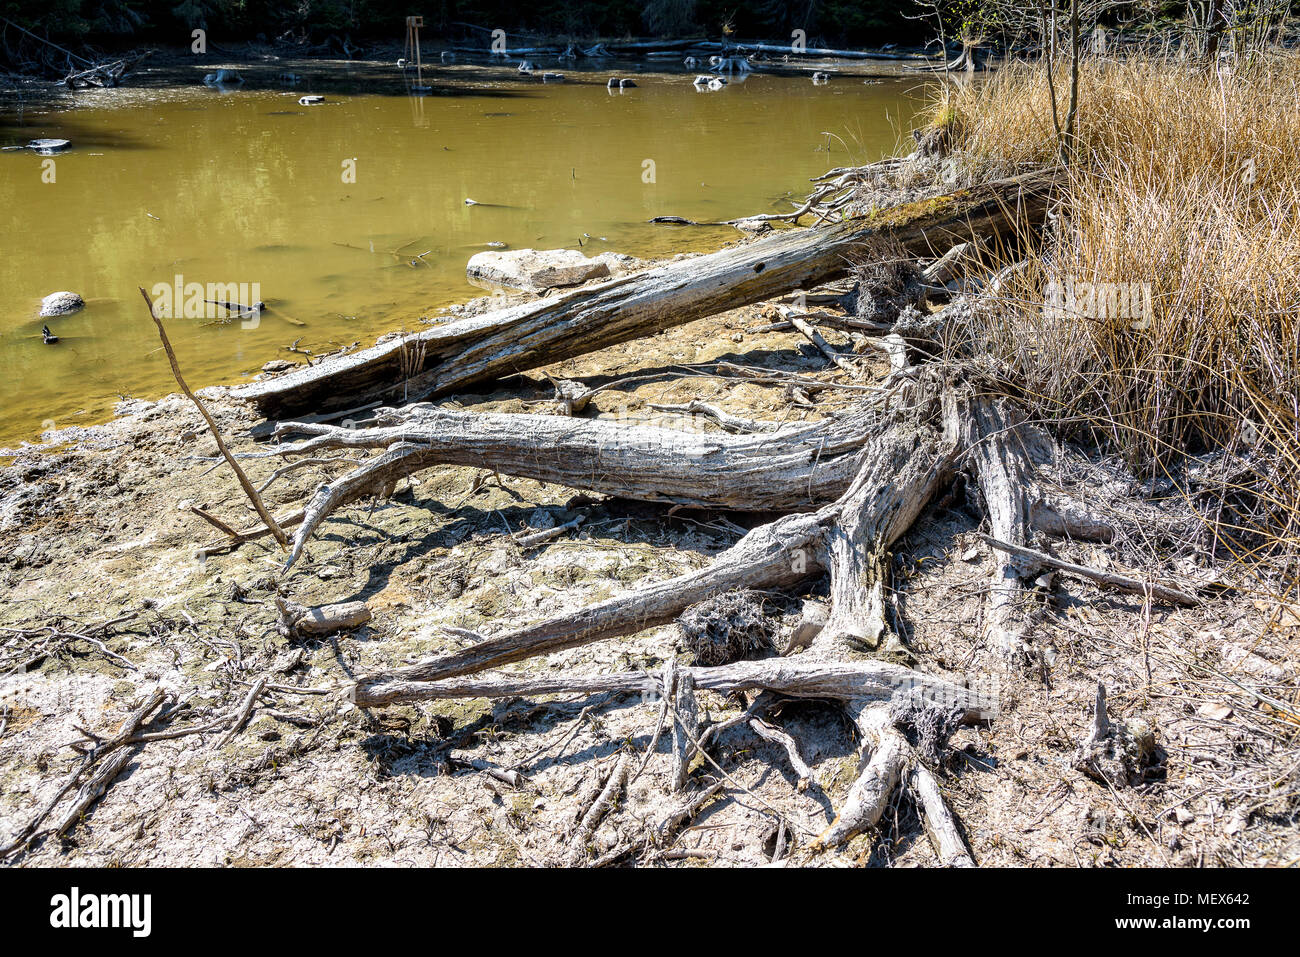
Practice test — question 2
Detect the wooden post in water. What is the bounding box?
[404,16,430,93]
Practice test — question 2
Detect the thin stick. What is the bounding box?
[786,312,859,374]
[190,506,241,538]
[978,534,1201,607]
[139,287,288,549]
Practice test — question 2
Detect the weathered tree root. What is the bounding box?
[246,370,1130,862]
[809,701,976,863]
[333,375,999,863]
[952,395,1048,657]
[813,703,909,849]
[270,401,881,569]
[349,375,955,700]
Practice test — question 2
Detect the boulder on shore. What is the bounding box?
[466,248,640,292]
[40,291,84,317]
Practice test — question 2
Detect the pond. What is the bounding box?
[0,58,928,445]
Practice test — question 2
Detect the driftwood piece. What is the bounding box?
[514,514,585,548]
[668,662,699,792]
[786,310,858,374]
[53,688,170,839]
[647,400,777,434]
[277,597,372,637]
[749,718,817,791]
[813,703,909,848]
[921,242,973,286]
[816,403,956,653]
[569,752,630,864]
[351,508,830,699]
[908,763,975,866]
[233,172,1055,419]
[349,658,990,720]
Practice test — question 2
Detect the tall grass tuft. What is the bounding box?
[934,56,1300,578]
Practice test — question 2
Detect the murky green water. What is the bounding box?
[0,59,926,444]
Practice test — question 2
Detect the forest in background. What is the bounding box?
[0,0,920,54]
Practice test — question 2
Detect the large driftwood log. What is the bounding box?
[233,171,1055,419]
[271,402,880,568]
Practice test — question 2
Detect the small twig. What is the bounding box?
[513,513,586,549]
[978,534,1201,607]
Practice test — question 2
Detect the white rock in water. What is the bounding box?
[40,291,84,317]
[466,248,616,292]
[203,69,244,86]
[298,95,325,105]
[27,138,70,154]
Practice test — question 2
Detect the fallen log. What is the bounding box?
[233,171,1055,420]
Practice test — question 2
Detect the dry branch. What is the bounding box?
[139,287,288,549]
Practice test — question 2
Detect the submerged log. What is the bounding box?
[233,171,1055,420]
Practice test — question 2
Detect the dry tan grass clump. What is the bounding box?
[931,55,1300,577]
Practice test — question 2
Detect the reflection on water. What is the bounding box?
[0,61,927,444]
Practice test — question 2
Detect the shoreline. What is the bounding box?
[3,48,1297,868]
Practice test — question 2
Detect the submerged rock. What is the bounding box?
[27,139,71,155]
[40,291,84,317]
[467,248,609,292]
[203,69,244,86]
[466,248,640,293]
